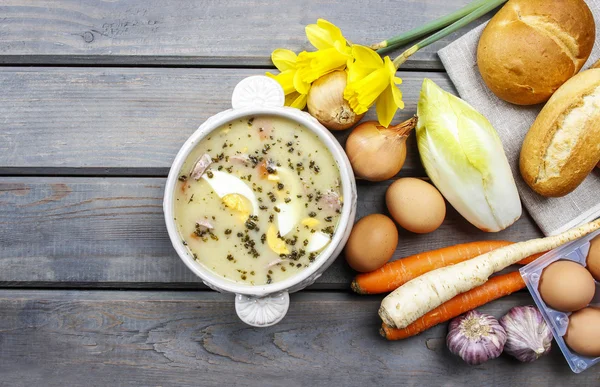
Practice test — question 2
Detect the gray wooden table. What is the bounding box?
[0,1,598,386]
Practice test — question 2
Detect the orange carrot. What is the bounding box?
[517,252,545,265]
[351,241,544,295]
[380,271,525,340]
[351,241,513,294]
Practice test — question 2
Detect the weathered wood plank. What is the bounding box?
[0,67,445,174]
[0,289,594,386]
[0,177,542,288]
[0,0,491,69]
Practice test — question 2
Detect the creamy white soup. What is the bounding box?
[174,115,342,285]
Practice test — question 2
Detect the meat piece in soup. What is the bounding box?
[173,115,343,285]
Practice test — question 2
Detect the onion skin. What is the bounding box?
[307,71,364,131]
[345,117,417,182]
[499,306,552,362]
[447,310,507,365]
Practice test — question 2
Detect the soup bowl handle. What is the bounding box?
[234,291,290,327]
[231,76,285,109]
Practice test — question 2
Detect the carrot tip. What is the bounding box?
[350,280,364,294]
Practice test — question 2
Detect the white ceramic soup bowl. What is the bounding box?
[163,76,357,327]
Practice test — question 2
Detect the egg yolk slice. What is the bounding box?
[222,194,252,221]
[301,217,320,228]
[266,224,289,255]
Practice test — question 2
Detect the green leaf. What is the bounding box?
[416,78,522,232]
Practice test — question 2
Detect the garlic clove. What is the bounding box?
[499,305,552,362]
[446,310,507,365]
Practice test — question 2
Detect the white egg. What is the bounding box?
[201,170,259,214]
[273,167,302,237]
[306,231,331,253]
[276,203,300,237]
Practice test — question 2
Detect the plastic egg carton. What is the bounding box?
[520,229,600,373]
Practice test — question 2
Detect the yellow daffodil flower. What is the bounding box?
[266,49,309,109]
[344,45,404,127]
[294,19,352,93]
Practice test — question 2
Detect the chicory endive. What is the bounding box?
[416,78,521,232]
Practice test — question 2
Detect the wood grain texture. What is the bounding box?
[0,0,492,68]
[0,177,542,288]
[0,289,596,386]
[0,67,446,174]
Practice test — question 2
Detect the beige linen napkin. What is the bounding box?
[438,0,600,236]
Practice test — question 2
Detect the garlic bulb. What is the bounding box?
[307,71,364,131]
[499,306,552,362]
[447,310,507,365]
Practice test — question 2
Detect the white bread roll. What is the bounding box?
[477,0,595,105]
[520,69,600,197]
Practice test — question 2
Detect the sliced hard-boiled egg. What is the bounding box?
[272,167,303,237]
[276,203,300,237]
[202,170,259,214]
[222,194,252,221]
[301,217,320,228]
[266,224,289,255]
[306,231,331,253]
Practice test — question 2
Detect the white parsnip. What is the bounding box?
[379,219,600,329]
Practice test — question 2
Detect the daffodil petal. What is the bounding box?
[346,45,384,85]
[391,83,405,110]
[384,56,397,76]
[296,48,348,84]
[317,19,346,45]
[344,67,389,113]
[305,24,333,50]
[352,45,383,69]
[333,39,352,56]
[293,69,311,95]
[285,92,308,109]
[306,19,348,51]
[271,49,298,71]
[346,64,374,85]
[375,86,398,128]
[266,70,297,95]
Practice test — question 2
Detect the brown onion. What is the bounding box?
[307,70,364,131]
[345,117,417,181]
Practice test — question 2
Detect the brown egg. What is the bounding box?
[538,260,596,312]
[385,178,446,234]
[564,307,600,357]
[587,235,600,280]
[345,214,398,272]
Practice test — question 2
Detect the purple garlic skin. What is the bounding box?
[447,310,507,365]
[500,305,552,362]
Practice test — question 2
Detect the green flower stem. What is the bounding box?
[392,0,507,69]
[371,0,491,51]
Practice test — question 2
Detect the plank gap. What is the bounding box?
[0,56,446,71]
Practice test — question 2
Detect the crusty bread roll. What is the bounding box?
[593,62,600,169]
[477,0,595,105]
[520,69,600,197]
